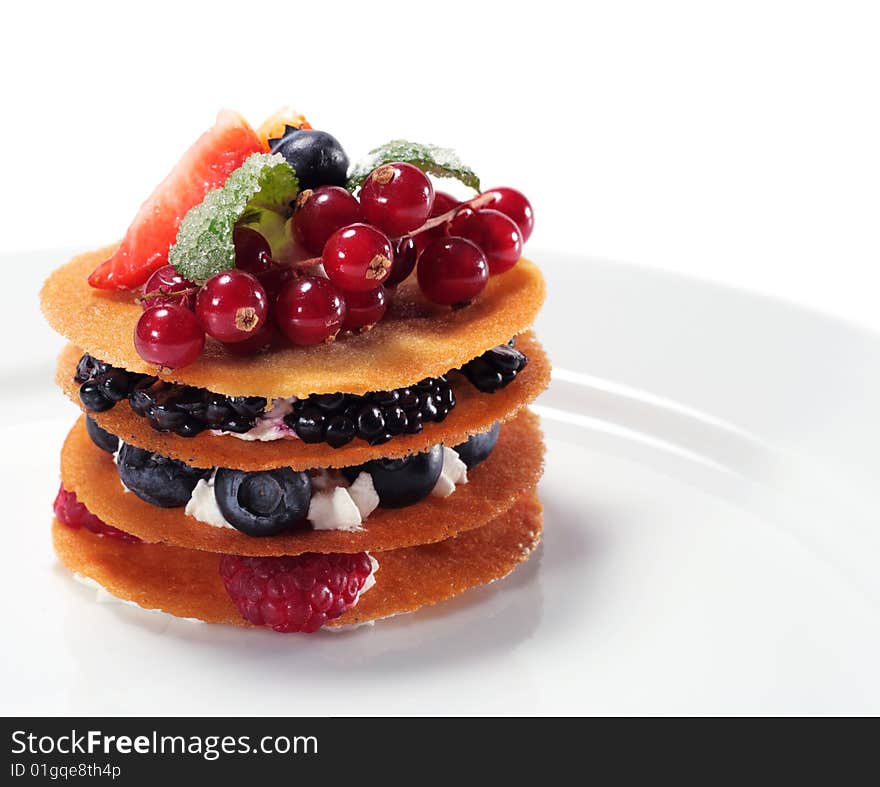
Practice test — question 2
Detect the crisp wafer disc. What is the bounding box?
[57,333,549,471]
[51,491,543,629]
[40,246,546,397]
[61,410,544,556]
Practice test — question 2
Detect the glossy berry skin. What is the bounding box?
[461,342,528,392]
[341,287,388,332]
[85,416,119,454]
[134,305,205,368]
[214,468,311,537]
[269,128,349,190]
[142,265,196,311]
[275,275,346,346]
[233,226,273,275]
[54,485,141,542]
[115,443,207,508]
[258,263,297,303]
[453,421,500,469]
[344,445,443,508]
[220,551,374,633]
[386,236,418,288]
[448,208,523,275]
[322,223,393,292]
[196,270,268,344]
[482,187,534,242]
[292,186,361,255]
[417,237,489,306]
[359,162,434,237]
[415,191,461,254]
[223,322,275,355]
[432,191,461,216]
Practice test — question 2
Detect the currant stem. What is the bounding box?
[139,287,199,302]
[408,192,495,237]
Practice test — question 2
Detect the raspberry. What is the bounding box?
[219,552,374,633]
[53,485,141,543]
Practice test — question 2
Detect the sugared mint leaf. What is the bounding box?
[169,153,298,283]
[346,140,480,192]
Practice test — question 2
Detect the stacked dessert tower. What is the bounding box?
[40,108,548,633]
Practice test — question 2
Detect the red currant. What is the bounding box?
[223,322,275,355]
[275,275,346,346]
[342,287,388,332]
[196,270,269,344]
[432,191,461,216]
[414,191,462,253]
[233,226,273,275]
[359,162,434,236]
[292,186,361,255]
[134,305,205,368]
[417,237,489,306]
[322,223,393,292]
[258,264,297,303]
[448,208,523,275]
[142,265,196,311]
[481,187,534,242]
[385,236,418,288]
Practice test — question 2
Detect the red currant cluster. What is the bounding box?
[133,162,532,369]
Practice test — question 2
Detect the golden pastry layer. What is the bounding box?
[41,246,546,397]
[60,410,544,556]
[52,490,542,629]
[57,333,549,471]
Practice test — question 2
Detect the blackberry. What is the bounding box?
[128,379,267,438]
[74,353,145,413]
[460,342,528,393]
[285,376,455,448]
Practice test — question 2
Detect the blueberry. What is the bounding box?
[229,396,268,419]
[324,415,356,448]
[214,468,311,536]
[356,405,385,441]
[313,392,347,413]
[461,343,528,393]
[85,416,119,454]
[116,444,208,508]
[453,422,500,469]
[79,381,113,412]
[344,446,443,508]
[100,369,131,402]
[288,407,325,443]
[269,128,349,190]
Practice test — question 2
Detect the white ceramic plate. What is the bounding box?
[3,249,879,715]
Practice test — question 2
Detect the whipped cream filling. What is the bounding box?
[184,468,381,532]
[112,448,132,494]
[184,470,229,528]
[121,443,468,533]
[431,446,469,497]
[213,397,297,442]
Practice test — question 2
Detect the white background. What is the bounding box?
[3,0,879,329]
[3,1,880,716]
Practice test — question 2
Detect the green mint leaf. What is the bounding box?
[169,153,299,284]
[346,140,480,192]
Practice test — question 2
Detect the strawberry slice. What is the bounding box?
[89,110,266,290]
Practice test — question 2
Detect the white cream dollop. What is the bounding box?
[112,447,132,494]
[347,472,380,519]
[308,486,363,531]
[308,472,379,531]
[431,446,469,498]
[184,470,234,529]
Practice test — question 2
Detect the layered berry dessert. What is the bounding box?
[40,108,548,633]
